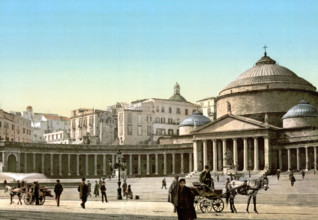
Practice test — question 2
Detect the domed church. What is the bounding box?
[182,50,318,174]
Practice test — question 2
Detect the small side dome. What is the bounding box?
[179,111,211,136]
[282,100,318,128]
[282,100,318,119]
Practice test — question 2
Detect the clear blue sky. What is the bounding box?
[1,0,318,116]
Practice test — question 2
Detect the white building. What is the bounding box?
[196,97,216,121]
[118,83,199,145]
[44,130,70,144]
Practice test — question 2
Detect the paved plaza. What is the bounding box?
[0,172,318,219]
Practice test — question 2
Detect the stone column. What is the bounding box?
[314,146,317,171]
[164,153,167,175]
[103,154,106,175]
[243,138,248,171]
[146,154,150,175]
[138,154,141,175]
[296,148,300,171]
[94,154,97,176]
[264,137,270,171]
[155,153,158,175]
[213,140,217,172]
[217,141,222,170]
[129,154,133,176]
[222,139,227,168]
[193,141,198,172]
[305,146,309,171]
[42,154,45,173]
[233,139,238,168]
[33,153,36,172]
[254,137,259,170]
[59,154,62,176]
[1,152,5,172]
[50,154,53,176]
[24,153,27,173]
[68,154,71,176]
[279,149,283,170]
[85,154,88,176]
[76,154,80,176]
[181,153,184,174]
[189,153,193,172]
[172,153,175,174]
[203,140,208,168]
[287,149,291,171]
[16,153,21,173]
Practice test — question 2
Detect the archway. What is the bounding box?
[7,154,17,172]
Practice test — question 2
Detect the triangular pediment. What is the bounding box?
[195,114,269,134]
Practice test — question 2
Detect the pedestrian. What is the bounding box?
[122,180,127,197]
[17,180,21,188]
[176,178,197,220]
[277,169,280,180]
[290,174,296,187]
[78,178,88,209]
[162,178,167,189]
[100,181,108,203]
[54,179,63,207]
[21,180,25,187]
[94,181,100,197]
[33,181,40,205]
[168,175,179,213]
[301,169,305,179]
[217,174,219,182]
[87,180,92,197]
[225,178,230,204]
[3,179,7,185]
[126,185,133,200]
[200,165,212,188]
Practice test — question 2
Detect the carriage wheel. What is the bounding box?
[193,196,202,211]
[24,194,32,205]
[199,199,212,213]
[212,198,224,213]
[38,196,45,205]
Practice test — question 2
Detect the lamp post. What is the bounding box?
[109,150,126,200]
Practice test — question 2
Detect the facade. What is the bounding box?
[70,108,118,145]
[44,130,70,144]
[196,97,216,121]
[0,109,32,143]
[118,83,199,145]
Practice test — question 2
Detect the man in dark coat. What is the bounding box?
[176,178,196,220]
[33,181,40,205]
[168,176,179,213]
[199,165,212,188]
[78,178,88,208]
[100,181,108,203]
[54,179,63,207]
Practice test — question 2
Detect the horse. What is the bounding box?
[226,175,269,213]
[4,185,24,205]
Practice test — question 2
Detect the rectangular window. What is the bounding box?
[147,126,152,135]
[137,125,142,136]
[89,116,93,126]
[185,109,188,115]
[156,106,159,112]
[161,118,165,124]
[84,117,87,127]
[79,118,83,128]
[12,124,14,130]
[0,121,2,127]
[176,108,180,114]
[161,106,165,113]
[161,129,165,135]
[169,107,172,113]
[127,113,132,124]
[23,128,25,134]
[72,120,76,129]
[127,125,132,135]
[168,118,173,124]
[137,115,142,124]
[119,113,123,124]
[168,129,174,135]
[156,128,160,135]
[156,117,160,123]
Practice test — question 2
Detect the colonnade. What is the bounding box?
[281,146,317,171]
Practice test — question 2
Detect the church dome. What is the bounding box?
[282,100,318,119]
[169,82,187,102]
[221,53,316,94]
[179,111,211,127]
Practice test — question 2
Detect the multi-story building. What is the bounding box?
[196,97,217,120]
[44,130,70,144]
[118,83,199,145]
[0,109,31,142]
[70,108,118,145]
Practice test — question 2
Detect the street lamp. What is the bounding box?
[109,150,126,200]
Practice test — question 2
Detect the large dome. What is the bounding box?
[282,100,318,119]
[179,111,211,127]
[221,53,316,94]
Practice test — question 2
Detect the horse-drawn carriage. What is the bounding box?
[191,182,226,213]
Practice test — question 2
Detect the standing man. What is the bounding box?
[78,178,88,209]
[176,179,197,220]
[122,180,127,197]
[54,179,63,207]
[94,181,100,197]
[301,169,305,179]
[162,178,167,189]
[100,181,108,203]
[33,181,40,205]
[87,180,92,197]
[225,178,230,204]
[168,175,179,213]
[200,165,212,188]
[277,169,280,180]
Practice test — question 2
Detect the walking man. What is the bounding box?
[100,181,108,203]
[176,179,197,220]
[168,175,179,213]
[78,178,88,209]
[87,180,92,197]
[162,178,167,189]
[94,181,100,197]
[122,180,127,197]
[33,181,40,205]
[301,169,305,179]
[54,179,63,207]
